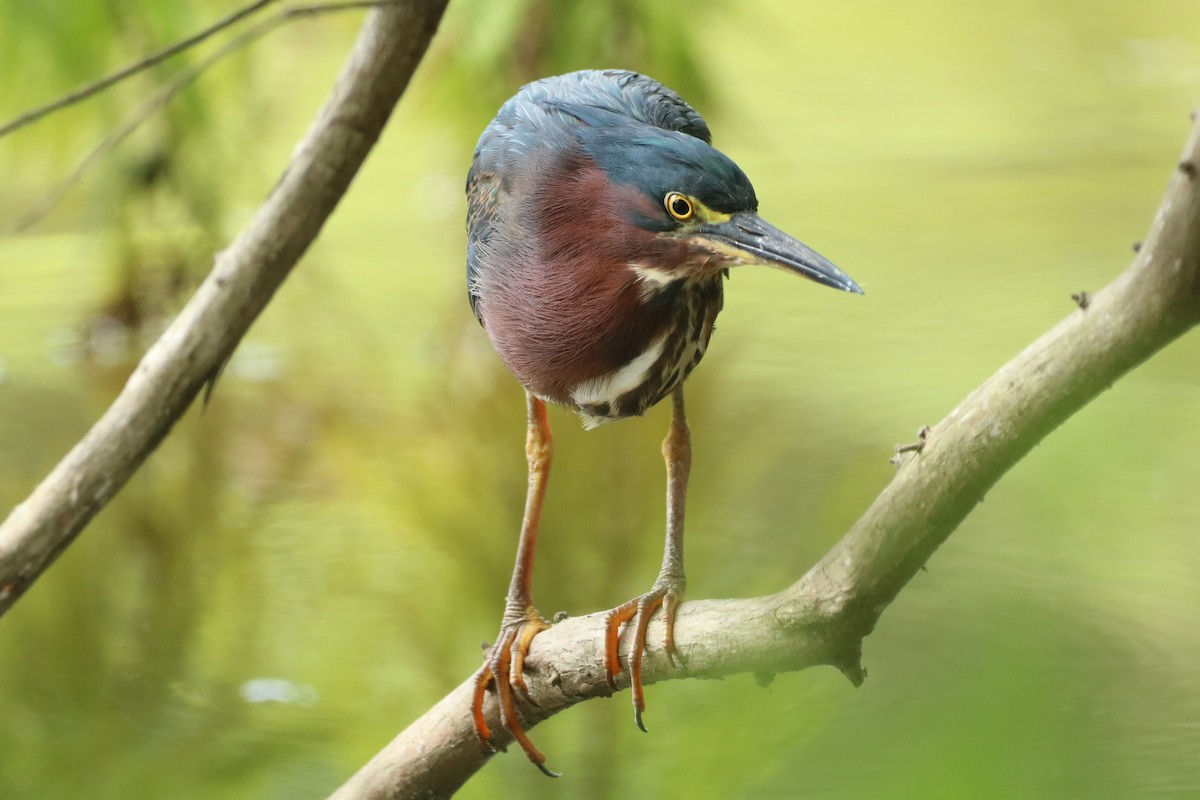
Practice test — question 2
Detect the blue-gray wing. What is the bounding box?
[465,155,496,325]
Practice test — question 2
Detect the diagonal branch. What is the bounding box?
[325,117,1200,800]
[0,0,451,614]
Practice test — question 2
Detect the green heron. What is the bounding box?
[466,69,861,775]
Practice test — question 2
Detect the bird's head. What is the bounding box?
[554,102,863,295]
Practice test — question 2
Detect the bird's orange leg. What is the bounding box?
[471,392,559,778]
[604,387,690,730]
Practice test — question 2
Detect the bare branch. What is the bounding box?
[326,117,1200,799]
[0,0,450,612]
[0,1,278,140]
[10,0,403,233]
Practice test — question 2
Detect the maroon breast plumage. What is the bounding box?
[466,71,734,422]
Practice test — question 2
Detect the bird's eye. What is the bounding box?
[664,192,694,221]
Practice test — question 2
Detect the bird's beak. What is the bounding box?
[696,211,863,294]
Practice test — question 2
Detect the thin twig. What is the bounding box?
[0,0,279,140]
[10,0,398,233]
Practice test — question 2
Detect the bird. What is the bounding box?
[465,69,862,776]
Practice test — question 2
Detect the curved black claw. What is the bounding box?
[603,575,685,732]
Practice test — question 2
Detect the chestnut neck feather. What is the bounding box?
[479,155,719,409]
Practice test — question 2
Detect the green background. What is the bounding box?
[2,1,1199,798]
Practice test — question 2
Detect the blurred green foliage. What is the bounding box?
[2,1,1200,799]
[0,0,264,358]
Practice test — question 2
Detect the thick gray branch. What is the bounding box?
[327,119,1200,799]
[0,0,450,614]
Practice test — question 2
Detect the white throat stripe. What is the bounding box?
[570,333,666,407]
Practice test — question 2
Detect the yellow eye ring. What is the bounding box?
[664,192,694,221]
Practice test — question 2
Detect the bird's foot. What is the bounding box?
[603,572,686,731]
[471,606,559,777]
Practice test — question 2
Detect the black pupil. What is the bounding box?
[671,196,690,217]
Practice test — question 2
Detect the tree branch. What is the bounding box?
[325,117,1200,799]
[0,0,450,614]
